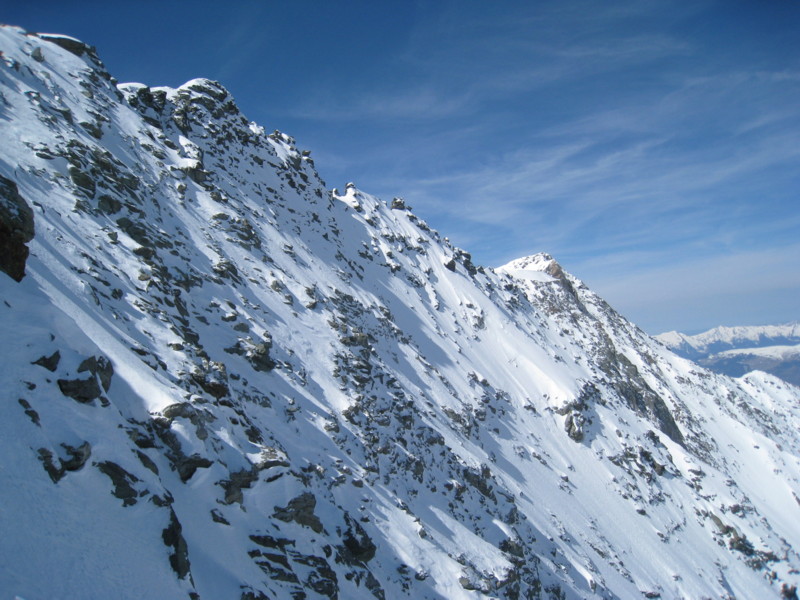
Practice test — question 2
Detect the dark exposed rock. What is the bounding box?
[128,427,156,449]
[60,441,91,472]
[150,493,174,508]
[220,468,259,504]
[253,447,290,471]
[78,355,114,392]
[297,554,338,598]
[177,453,213,482]
[0,174,35,282]
[462,464,495,500]
[211,509,230,525]
[116,217,151,247]
[18,398,40,426]
[340,516,376,563]
[162,507,191,579]
[162,401,216,441]
[240,589,270,600]
[32,350,61,372]
[97,194,121,214]
[247,339,275,372]
[38,33,101,62]
[249,534,295,551]
[37,442,91,482]
[68,166,95,196]
[364,570,386,600]
[58,376,102,403]
[597,347,683,445]
[135,450,159,475]
[273,492,323,533]
[95,460,139,506]
[191,362,229,399]
[37,448,64,483]
[564,411,586,442]
[162,402,197,421]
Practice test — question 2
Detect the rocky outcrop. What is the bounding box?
[0,174,34,281]
[273,492,324,533]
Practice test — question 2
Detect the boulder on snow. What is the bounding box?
[273,492,324,533]
[58,376,102,403]
[32,350,61,372]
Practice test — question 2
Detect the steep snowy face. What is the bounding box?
[1,26,799,600]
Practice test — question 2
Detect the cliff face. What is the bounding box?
[1,26,799,600]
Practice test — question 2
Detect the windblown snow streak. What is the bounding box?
[1,26,798,600]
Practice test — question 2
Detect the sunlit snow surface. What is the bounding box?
[1,26,799,599]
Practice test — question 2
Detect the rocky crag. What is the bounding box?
[1,26,799,600]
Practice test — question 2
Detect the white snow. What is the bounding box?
[0,25,798,600]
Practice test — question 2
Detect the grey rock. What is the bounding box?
[97,194,121,214]
[191,362,229,399]
[177,453,213,482]
[220,468,258,504]
[18,398,40,426]
[0,174,34,282]
[564,411,586,442]
[273,492,324,533]
[78,355,114,392]
[135,450,159,475]
[247,339,275,372]
[68,166,95,196]
[96,460,139,506]
[32,350,61,372]
[162,508,191,579]
[60,441,91,472]
[341,516,376,563]
[58,376,102,403]
[253,447,290,471]
[38,33,99,61]
[37,448,63,483]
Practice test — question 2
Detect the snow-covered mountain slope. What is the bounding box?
[657,324,800,386]
[1,26,799,600]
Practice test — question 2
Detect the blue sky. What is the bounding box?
[5,1,799,333]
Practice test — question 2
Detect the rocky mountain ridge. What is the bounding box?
[1,26,799,600]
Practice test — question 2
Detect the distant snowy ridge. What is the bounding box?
[1,25,799,600]
[657,322,800,358]
[657,323,800,386]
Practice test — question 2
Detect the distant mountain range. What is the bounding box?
[657,323,800,386]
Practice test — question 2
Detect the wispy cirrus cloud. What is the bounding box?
[288,84,476,121]
[279,0,800,333]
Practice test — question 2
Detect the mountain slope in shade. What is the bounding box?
[1,26,799,600]
[657,324,800,386]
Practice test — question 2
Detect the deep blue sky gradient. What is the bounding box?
[4,1,799,333]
